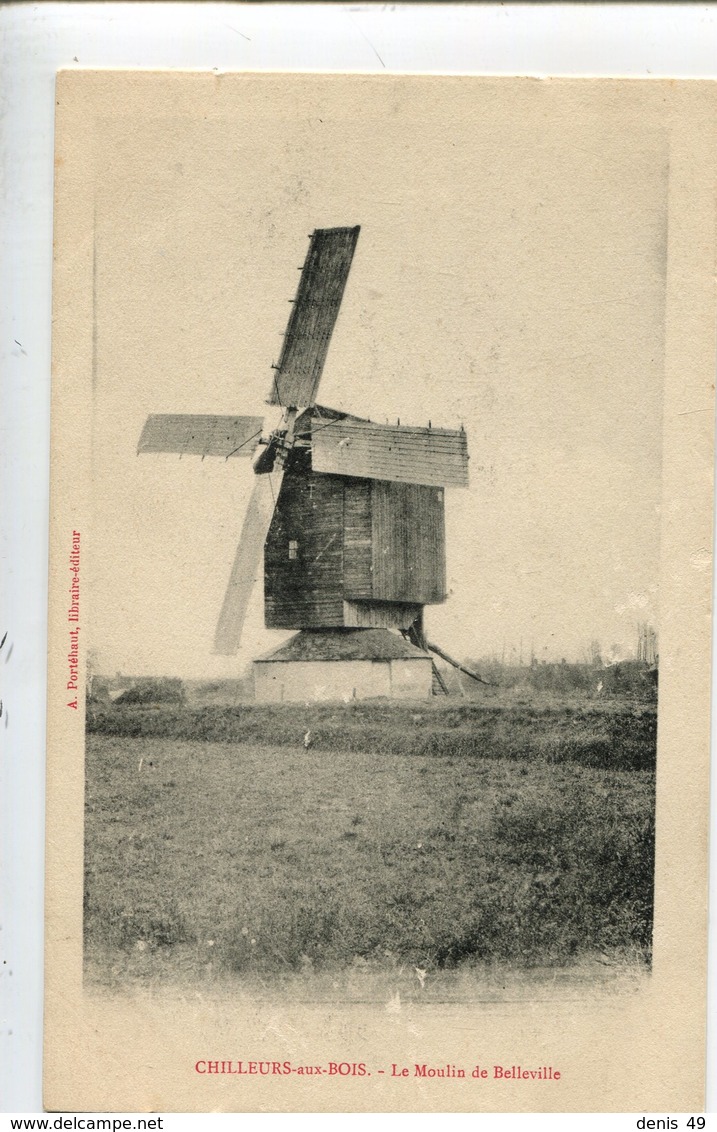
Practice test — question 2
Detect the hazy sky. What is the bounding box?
[88,77,666,677]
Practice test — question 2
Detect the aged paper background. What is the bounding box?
[45,72,715,1112]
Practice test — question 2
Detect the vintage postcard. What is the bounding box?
[44,72,715,1112]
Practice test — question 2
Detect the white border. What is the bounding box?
[2,2,716,1118]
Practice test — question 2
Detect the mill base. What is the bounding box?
[253,628,433,703]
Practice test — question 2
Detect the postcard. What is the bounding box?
[44,71,715,1112]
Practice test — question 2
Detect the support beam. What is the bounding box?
[430,660,450,696]
[425,640,491,686]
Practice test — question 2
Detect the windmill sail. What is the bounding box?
[213,467,285,654]
[310,417,469,488]
[138,414,264,458]
[267,226,360,409]
[138,225,471,669]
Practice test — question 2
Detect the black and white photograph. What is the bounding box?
[42,71,714,1112]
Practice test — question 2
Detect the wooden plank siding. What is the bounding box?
[264,472,345,628]
[370,482,446,604]
[343,600,423,629]
[264,471,446,629]
[342,479,373,599]
[311,418,469,488]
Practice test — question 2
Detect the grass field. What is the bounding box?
[84,697,656,997]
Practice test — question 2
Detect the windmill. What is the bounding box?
[138,226,484,700]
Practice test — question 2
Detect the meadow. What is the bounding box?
[84,695,656,997]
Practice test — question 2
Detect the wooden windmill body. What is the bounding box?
[139,227,474,701]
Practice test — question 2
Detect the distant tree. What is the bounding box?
[86,648,100,699]
[636,622,658,665]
